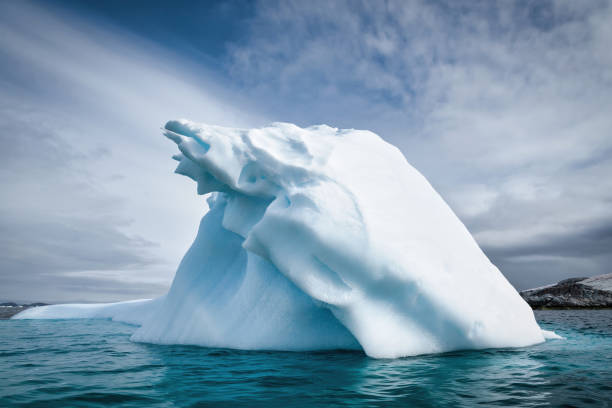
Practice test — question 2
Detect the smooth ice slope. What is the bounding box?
[16,120,547,357]
[14,299,158,326]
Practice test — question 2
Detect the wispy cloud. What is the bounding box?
[0,1,263,302]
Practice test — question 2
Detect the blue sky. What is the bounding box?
[1,0,612,302]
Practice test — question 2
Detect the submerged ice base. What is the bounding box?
[15,120,547,358]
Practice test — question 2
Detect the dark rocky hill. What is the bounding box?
[520,273,612,309]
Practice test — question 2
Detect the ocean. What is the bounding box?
[1,310,611,407]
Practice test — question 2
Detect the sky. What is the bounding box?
[1,0,611,303]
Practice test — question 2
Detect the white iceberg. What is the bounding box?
[15,120,547,358]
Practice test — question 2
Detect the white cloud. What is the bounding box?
[228,0,612,289]
[446,184,499,218]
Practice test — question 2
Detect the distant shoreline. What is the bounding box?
[531,306,612,310]
[0,304,48,319]
[2,303,611,321]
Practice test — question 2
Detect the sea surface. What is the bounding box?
[1,310,611,407]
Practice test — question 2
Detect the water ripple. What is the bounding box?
[1,310,611,407]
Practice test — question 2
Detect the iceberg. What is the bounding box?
[15,120,547,358]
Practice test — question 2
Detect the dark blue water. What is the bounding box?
[1,310,611,407]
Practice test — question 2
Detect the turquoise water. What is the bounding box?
[1,310,611,407]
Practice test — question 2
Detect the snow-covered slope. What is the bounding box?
[581,273,612,292]
[15,120,548,357]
